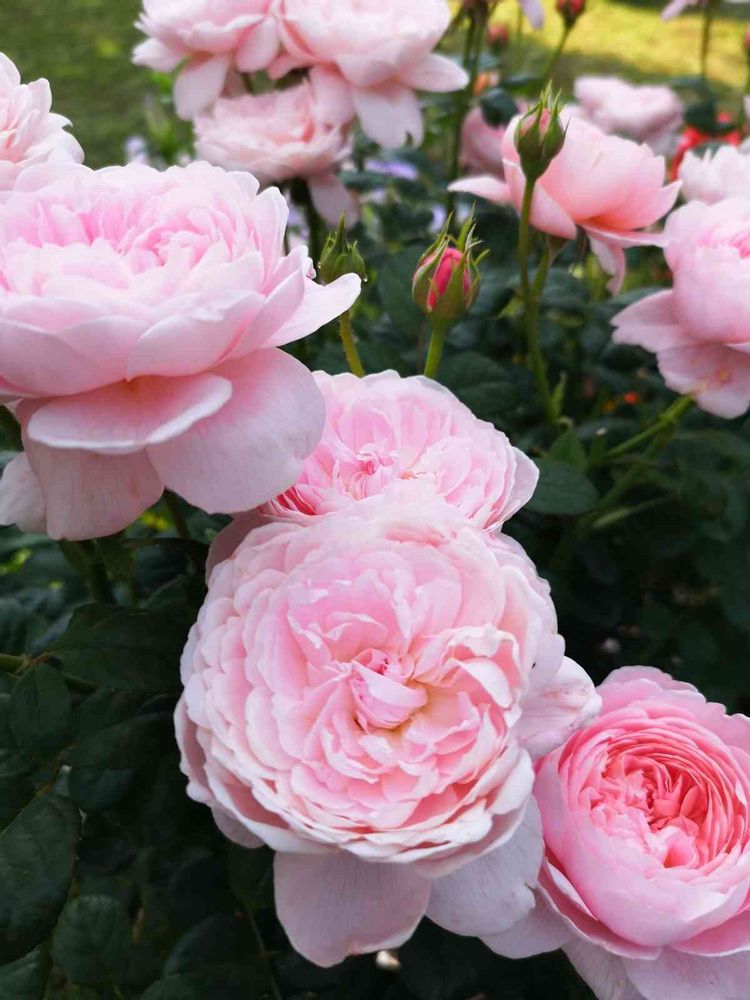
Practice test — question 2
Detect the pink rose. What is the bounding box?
[176,502,599,966]
[456,113,679,292]
[0,453,46,534]
[613,197,750,418]
[450,108,511,205]
[573,76,683,156]
[678,145,750,205]
[0,162,360,540]
[194,80,358,226]
[0,53,82,193]
[486,667,750,1000]
[270,0,468,149]
[133,0,279,119]
[250,370,538,530]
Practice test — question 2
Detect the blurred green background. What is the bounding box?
[1,0,749,168]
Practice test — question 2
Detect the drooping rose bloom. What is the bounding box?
[678,145,750,204]
[572,76,683,156]
[176,502,600,966]
[486,667,750,1000]
[270,0,467,149]
[194,80,357,226]
[0,53,82,193]
[133,0,279,119]
[613,197,750,418]
[213,372,537,556]
[452,107,511,204]
[0,162,360,540]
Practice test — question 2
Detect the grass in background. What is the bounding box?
[2,0,750,167]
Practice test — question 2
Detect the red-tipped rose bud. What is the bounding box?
[744,24,750,56]
[515,87,566,182]
[488,22,510,50]
[556,0,585,28]
[413,217,484,326]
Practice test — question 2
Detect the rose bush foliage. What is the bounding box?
[2,4,750,1000]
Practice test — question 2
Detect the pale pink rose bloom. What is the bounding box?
[504,114,679,292]
[613,197,750,418]
[573,76,683,156]
[194,80,358,226]
[133,0,279,119]
[0,161,360,541]
[486,666,750,1000]
[450,108,511,205]
[0,454,46,534]
[678,145,750,204]
[176,502,600,966]
[270,0,468,149]
[0,53,82,193]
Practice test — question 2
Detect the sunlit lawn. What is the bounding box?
[2,0,750,167]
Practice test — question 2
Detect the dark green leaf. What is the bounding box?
[376,246,424,334]
[0,793,79,964]
[164,916,258,976]
[66,711,173,769]
[51,604,185,693]
[479,87,518,126]
[9,664,71,758]
[440,352,523,424]
[0,600,28,656]
[0,946,49,1000]
[68,767,133,813]
[527,459,599,516]
[51,894,130,986]
[141,967,269,1000]
[548,429,587,470]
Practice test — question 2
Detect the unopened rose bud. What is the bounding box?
[556,0,585,28]
[318,216,367,285]
[515,88,566,181]
[744,24,750,57]
[488,22,510,51]
[413,218,484,326]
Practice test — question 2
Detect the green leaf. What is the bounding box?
[164,916,258,976]
[0,946,49,1000]
[141,969,267,1000]
[0,600,28,657]
[51,604,186,693]
[66,711,173,770]
[51,894,130,987]
[439,352,524,424]
[9,664,71,759]
[67,768,133,813]
[376,246,424,334]
[527,459,599,516]
[548,428,587,471]
[0,793,79,964]
[226,845,274,915]
[479,87,518,126]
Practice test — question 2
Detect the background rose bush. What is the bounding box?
[1,1,750,999]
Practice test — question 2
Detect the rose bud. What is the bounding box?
[319,216,367,285]
[412,217,484,325]
[488,22,510,51]
[515,88,567,182]
[556,0,585,28]
[744,24,750,56]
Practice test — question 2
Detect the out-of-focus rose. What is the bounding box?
[270,0,467,149]
[613,197,750,418]
[0,162,360,540]
[133,0,279,119]
[678,145,750,204]
[502,113,679,291]
[259,371,538,529]
[176,501,599,966]
[454,107,510,204]
[671,115,743,178]
[0,53,82,193]
[573,76,683,156]
[194,80,357,226]
[486,667,750,1000]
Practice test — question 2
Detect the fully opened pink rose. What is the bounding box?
[0,53,82,193]
[194,80,358,227]
[486,667,750,1000]
[572,76,683,156]
[176,503,599,966]
[0,161,360,540]
[678,145,750,204]
[133,0,279,119]
[270,0,467,149]
[458,113,679,293]
[613,197,750,418]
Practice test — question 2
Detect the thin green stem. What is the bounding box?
[338,312,365,377]
[512,4,524,72]
[448,14,483,184]
[0,653,25,673]
[541,25,571,82]
[518,179,555,422]
[603,395,693,463]
[0,406,22,450]
[247,912,282,1000]
[61,541,116,603]
[699,0,718,80]
[423,321,449,380]
[163,490,191,541]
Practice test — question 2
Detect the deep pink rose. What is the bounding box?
[613,197,750,418]
[0,53,82,193]
[486,667,750,1000]
[0,162,360,540]
[457,113,679,292]
[450,108,511,205]
[678,146,750,205]
[176,502,599,966]
[573,76,683,156]
[270,0,467,149]
[133,0,279,119]
[221,371,537,539]
[194,79,358,226]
